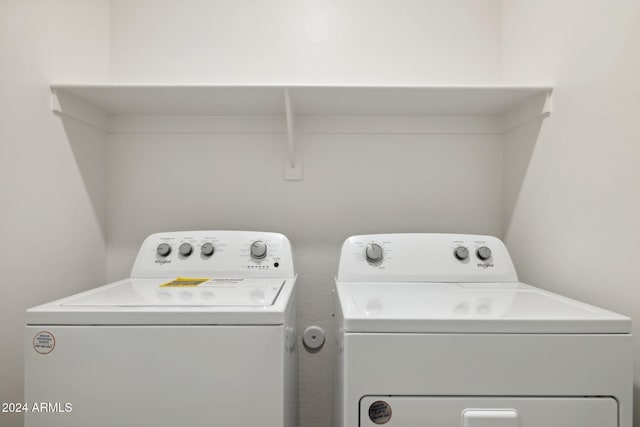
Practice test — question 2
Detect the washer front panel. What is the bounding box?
[25,324,290,427]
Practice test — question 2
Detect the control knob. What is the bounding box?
[179,243,193,257]
[156,243,172,257]
[250,241,268,259]
[476,246,492,260]
[365,243,384,264]
[201,242,215,257]
[454,246,469,260]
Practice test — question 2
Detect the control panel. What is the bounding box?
[131,231,295,278]
[337,234,518,283]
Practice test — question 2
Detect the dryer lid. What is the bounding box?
[335,282,630,333]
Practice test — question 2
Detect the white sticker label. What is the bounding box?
[33,331,55,354]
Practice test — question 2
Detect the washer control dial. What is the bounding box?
[201,242,215,257]
[250,241,268,259]
[477,246,492,260]
[454,246,469,260]
[156,243,172,257]
[365,243,384,264]
[179,243,193,257]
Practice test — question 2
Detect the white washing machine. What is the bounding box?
[333,233,632,427]
[25,231,297,427]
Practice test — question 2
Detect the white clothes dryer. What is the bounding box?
[333,233,632,427]
[26,231,297,427]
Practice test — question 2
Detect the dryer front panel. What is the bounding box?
[359,396,617,427]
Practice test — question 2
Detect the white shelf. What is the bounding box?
[50,84,553,180]
[51,84,552,116]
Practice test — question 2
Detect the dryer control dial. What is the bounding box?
[365,243,384,264]
[477,246,492,260]
[250,241,268,259]
[454,246,469,260]
[200,242,215,257]
[156,243,172,257]
[179,243,193,257]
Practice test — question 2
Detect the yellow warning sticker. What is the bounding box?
[159,277,211,288]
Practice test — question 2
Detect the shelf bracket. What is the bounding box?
[542,90,553,117]
[284,89,302,180]
[51,89,109,132]
[500,89,553,133]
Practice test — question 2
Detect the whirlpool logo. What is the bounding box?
[477,262,494,269]
[155,259,172,265]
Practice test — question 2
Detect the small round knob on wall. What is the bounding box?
[365,243,384,264]
[156,243,172,257]
[477,246,492,260]
[179,243,193,257]
[201,242,215,257]
[303,325,325,350]
[454,246,469,261]
[250,241,268,259]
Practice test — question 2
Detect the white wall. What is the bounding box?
[107,2,502,426]
[110,0,501,84]
[0,2,110,427]
[501,0,640,424]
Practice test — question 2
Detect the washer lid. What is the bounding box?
[62,278,284,307]
[336,282,631,333]
[27,277,295,325]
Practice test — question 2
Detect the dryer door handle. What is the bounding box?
[462,409,519,427]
